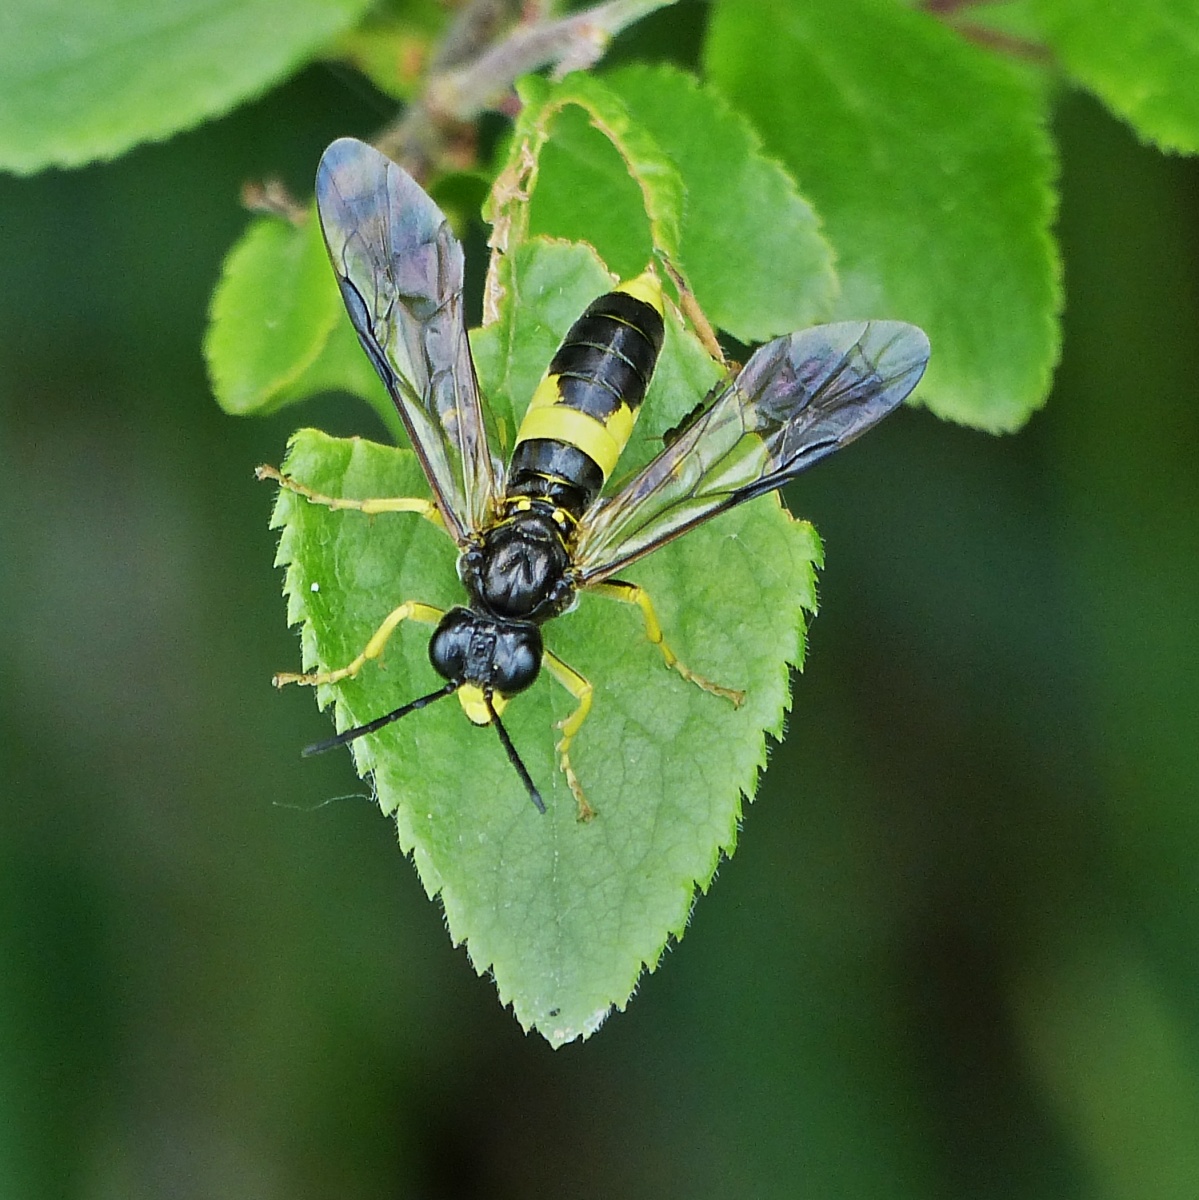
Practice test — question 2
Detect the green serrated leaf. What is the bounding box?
[269,241,821,1045]
[706,0,1061,432]
[0,0,375,175]
[1032,0,1199,153]
[609,63,838,343]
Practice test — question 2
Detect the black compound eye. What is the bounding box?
[493,625,543,695]
[428,608,475,681]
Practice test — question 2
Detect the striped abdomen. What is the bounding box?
[507,271,665,518]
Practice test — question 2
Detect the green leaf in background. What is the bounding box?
[706,0,1061,432]
[206,214,339,417]
[205,211,399,435]
[0,0,374,174]
[609,63,837,344]
[1032,0,1199,154]
[511,64,837,345]
[269,239,820,1044]
[489,73,684,284]
[524,104,657,282]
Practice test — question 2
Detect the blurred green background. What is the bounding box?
[3,51,1199,1200]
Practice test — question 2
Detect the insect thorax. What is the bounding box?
[460,502,575,623]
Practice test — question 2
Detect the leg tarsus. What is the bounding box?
[543,650,597,821]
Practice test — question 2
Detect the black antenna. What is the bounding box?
[484,690,546,814]
[302,680,458,757]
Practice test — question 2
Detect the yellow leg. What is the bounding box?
[256,464,445,530]
[274,601,444,688]
[542,649,596,822]
[593,580,745,707]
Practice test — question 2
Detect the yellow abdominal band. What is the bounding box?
[515,376,633,481]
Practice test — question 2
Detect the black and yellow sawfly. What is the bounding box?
[261,137,930,820]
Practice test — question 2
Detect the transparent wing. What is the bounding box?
[573,320,930,583]
[315,137,499,543]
